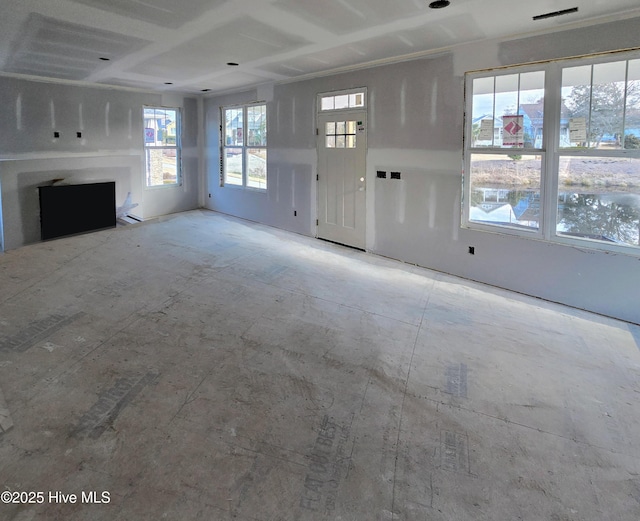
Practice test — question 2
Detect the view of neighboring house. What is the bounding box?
[225,110,265,146]
[470,188,541,229]
[472,101,571,148]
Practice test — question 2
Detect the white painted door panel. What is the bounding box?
[317,111,366,249]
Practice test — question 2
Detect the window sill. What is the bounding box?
[145,182,182,190]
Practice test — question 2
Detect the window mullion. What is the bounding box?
[462,74,474,225]
[542,63,561,241]
[492,77,497,147]
[622,60,629,148]
[243,106,248,187]
[588,65,594,148]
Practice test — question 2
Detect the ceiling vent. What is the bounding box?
[533,7,578,21]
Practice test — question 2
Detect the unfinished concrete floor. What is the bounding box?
[0,209,639,521]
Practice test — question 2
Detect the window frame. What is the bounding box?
[220,102,267,190]
[463,50,640,255]
[143,106,182,188]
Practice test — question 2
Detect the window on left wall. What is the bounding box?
[143,107,181,187]
[221,103,267,190]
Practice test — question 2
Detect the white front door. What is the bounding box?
[316,111,366,249]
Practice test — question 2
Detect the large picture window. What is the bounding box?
[463,51,640,253]
[222,103,267,189]
[143,107,180,187]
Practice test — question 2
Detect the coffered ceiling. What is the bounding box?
[1,0,639,94]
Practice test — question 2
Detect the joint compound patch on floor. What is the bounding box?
[0,312,84,353]
[73,372,158,438]
[299,414,353,515]
[444,363,468,398]
[40,342,60,352]
[261,264,288,282]
[440,430,469,473]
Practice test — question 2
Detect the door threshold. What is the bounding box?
[316,237,365,252]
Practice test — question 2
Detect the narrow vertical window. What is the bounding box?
[222,103,267,190]
[143,107,180,187]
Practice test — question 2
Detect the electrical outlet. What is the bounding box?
[468,246,475,255]
[294,210,297,216]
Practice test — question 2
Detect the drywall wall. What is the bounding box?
[204,16,640,324]
[142,95,199,220]
[0,78,199,249]
[204,89,315,236]
[0,156,140,250]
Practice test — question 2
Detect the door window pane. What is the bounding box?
[325,120,357,148]
[320,91,366,111]
[321,97,334,111]
[349,93,364,107]
[334,95,349,109]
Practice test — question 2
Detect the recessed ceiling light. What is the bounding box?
[533,7,578,20]
[99,57,110,61]
[164,82,173,85]
[429,0,450,8]
[201,88,211,92]
[226,62,239,66]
